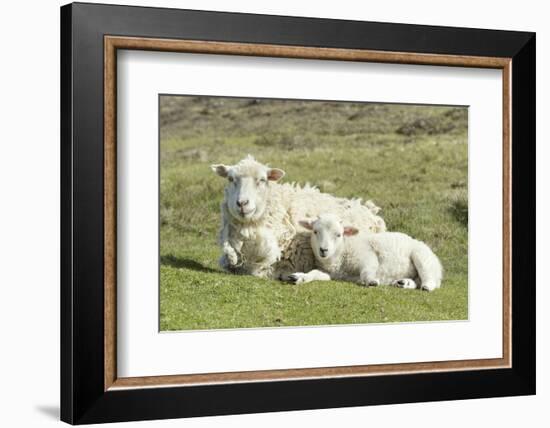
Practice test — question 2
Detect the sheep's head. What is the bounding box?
[211,155,285,223]
[299,214,358,260]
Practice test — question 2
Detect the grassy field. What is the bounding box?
[160,96,468,331]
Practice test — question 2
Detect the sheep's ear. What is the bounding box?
[267,168,285,181]
[211,164,230,178]
[343,226,359,236]
[299,220,313,231]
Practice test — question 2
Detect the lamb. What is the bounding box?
[210,155,386,279]
[290,213,442,291]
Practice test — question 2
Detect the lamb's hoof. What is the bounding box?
[367,280,380,287]
[392,279,417,289]
[421,282,438,292]
[288,273,306,284]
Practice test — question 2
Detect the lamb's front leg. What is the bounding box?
[288,270,331,285]
[391,278,418,289]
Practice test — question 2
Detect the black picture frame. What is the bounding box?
[61,2,535,424]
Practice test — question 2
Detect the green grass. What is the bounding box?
[160,96,468,331]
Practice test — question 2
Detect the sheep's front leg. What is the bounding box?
[359,254,380,286]
[255,227,281,266]
[241,227,282,278]
[288,270,331,285]
[220,241,240,269]
[218,212,241,269]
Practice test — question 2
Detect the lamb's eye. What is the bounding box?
[258,178,267,184]
[228,176,234,183]
[314,230,318,235]
[337,234,342,238]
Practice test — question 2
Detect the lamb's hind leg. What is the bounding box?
[359,256,380,286]
[411,244,443,292]
[391,278,418,289]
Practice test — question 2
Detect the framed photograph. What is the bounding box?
[60,2,535,424]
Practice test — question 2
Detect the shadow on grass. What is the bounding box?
[161,254,220,274]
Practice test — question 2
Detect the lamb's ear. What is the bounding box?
[343,226,359,236]
[299,220,313,231]
[267,168,285,181]
[211,164,230,178]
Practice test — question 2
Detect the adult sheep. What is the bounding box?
[210,155,386,279]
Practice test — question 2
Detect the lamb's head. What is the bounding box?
[211,155,285,223]
[299,214,358,260]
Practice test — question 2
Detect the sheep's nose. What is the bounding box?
[237,199,249,208]
[319,247,328,255]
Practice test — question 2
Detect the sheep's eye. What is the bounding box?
[228,176,234,183]
[258,178,267,184]
[337,234,342,238]
[314,230,318,235]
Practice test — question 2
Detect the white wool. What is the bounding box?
[294,214,442,291]
[214,156,386,279]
